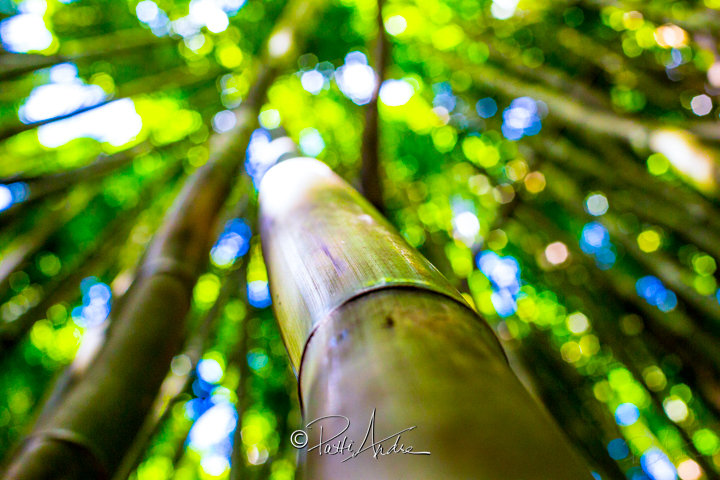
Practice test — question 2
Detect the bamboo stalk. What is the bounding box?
[229,281,253,480]
[1,164,230,477]
[2,0,331,472]
[0,146,140,223]
[359,0,388,212]
[0,28,172,81]
[0,72,268,480]
[114,196,252,480]
[0,64,223,142]
[259,157,594,479]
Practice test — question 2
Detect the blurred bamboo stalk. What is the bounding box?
[359,0,388,212]
[0,65,223,142]
[259,157,594,479]
[0,28,173,81]
[0,68,269,480]
[115,194,252,480]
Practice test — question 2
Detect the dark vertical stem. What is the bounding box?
[360,0,388,213]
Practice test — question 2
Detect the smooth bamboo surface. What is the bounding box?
[259,158,469,370]
[302,289,594,479]
[259,157,594,479]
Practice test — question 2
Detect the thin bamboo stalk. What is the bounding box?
[0,64,222,142]
[359,0,388,212]
[0,28,172,81]
[259,157,594,479]
[229,282,253,480]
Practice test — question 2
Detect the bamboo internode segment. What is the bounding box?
[258,157,472,369]
[259,158,593,478]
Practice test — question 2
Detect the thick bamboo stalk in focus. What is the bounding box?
[258,157,594,479]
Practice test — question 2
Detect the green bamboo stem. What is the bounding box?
[116,265,248,480]
[229,287,253,480]
[2,0,329,473]
[0,64,223,142]
[259,156,594,479]
[115,195,252,480]
[27,164,186,423]
[0,28,173,81]
[3,164,228,478]
[359,0,388,212]
[0,145,141,222]
[0,78,265,480]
